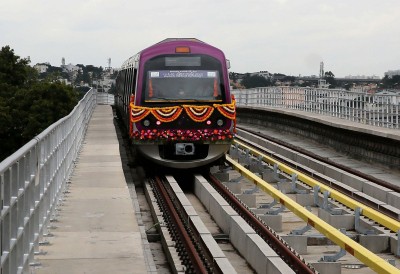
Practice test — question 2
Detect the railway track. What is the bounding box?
[144,174,312,273]
[127,126,400,273]
[226,127,400,273]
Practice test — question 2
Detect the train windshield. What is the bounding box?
[143,55,224,103]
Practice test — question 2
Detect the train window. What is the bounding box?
[142,54,224,103]
[146,70,220,101]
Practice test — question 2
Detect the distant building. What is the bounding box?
[344,75,381,80]
[33,63,50,73]
[384,70,400,78]
[61,63,80,73]
[254,70,272,79]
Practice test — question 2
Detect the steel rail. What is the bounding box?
[226,154,400,274]
[207,173,315,274]
[234,139,400,233]
[153,176,207,274]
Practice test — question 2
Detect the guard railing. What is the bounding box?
[0,89,114,273]
[232,87,400,129]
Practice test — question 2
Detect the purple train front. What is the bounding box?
[115,38,235,169]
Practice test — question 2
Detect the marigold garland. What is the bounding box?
[151,107,183,123]
[213,101,236,120]
[130,106,152,122]
[129,100,236,124]
[183,105,214,122]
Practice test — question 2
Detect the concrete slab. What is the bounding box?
[175,192,192,206]
[229,216,256,257]
[258,214,283,232]
[183,205,198,217]
[353,192,386,208]
[37,231,143,259]
[312,262,342,274]
[236,194,257,208]
[213,172,230,182]
[295,194,314,206]
[35,105,147,273]
[36,257,146,274]
[214,205,239,235]
[362,180,392,203]
[359,235,389,253]
[69,173,128,187]
[223,182,242,194]
[167,182,183,194]
[213,258,238,274]
[187,210,205,231]
[390,235,399,255]
[200,233,226,258]
[318,208,355,230]
[194,177,217,211]
[266,256,296,274]
[77,155,122,164]
[281,235,308,254]
[246,233,279,274]
[340,173,365,191]
[53,199,137,232]
[388,192,400,209]
[209,191,230,215]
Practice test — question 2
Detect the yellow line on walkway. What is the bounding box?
[226,155,400,274]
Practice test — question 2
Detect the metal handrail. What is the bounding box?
[232,87,400,129]
[0,89,114,273]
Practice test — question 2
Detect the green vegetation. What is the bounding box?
[381,75,400,89]
[240,73,272,88]
[0,46,79,161]
[230,70,393,90]
[324,71,337,88]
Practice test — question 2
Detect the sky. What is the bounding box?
[1,0,399,78]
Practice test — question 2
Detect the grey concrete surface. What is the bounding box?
[34,105,147,274]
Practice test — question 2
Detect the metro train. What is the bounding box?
[115,38,235,169]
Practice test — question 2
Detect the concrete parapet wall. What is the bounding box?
[237,108,400,169]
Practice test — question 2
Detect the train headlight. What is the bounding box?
[143,120,150,127]
[217,119,224,126]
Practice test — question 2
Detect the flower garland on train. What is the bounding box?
[128,96,236,142]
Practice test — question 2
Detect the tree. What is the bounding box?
[0,46,35,87]
[18,82,77,138]
[0,46,78,161]
[381,75,400,89]
[241,74,271,88]
[229,72,239,82]
[108,83,116,95]
[324,71,337,88]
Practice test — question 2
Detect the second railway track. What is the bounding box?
[125,125,400,273]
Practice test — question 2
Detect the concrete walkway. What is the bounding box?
[35,105,147,273]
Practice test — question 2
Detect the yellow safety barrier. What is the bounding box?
[233,140,400,233]
[226,155,400,274]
